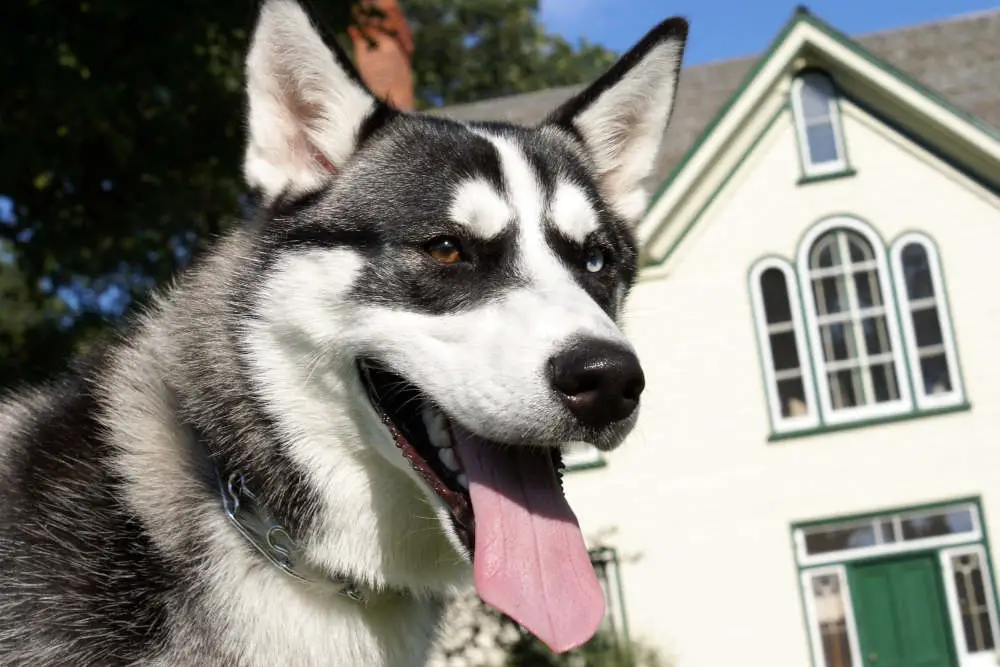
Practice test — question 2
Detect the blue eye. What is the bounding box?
[585,247,605,273]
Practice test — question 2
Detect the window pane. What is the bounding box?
[807,123,840,164]
[813,238,841,268]
[902,243,935,300]
[912,308,944,348]
[879,520,897,543]
[761,268,792,324]
[920,354,953,396]
[770,331,800,371]
[777,378,809,418]
[870,362,900,403]
[814,276,846,315]
[853,271,882,310]
[805,524,877,555]
[950,553,997,653]
[848,238,874,264]
[829,369,861,409]
[821,323,853,362]
[901,507,974,540]
[809,573,855,667]
[862,316,892,356]
[800,75,835,120]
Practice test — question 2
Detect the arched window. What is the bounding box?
[798,218,911,423]
[791,72,848,177]
[750,258,818,432]
[890,233,964,409]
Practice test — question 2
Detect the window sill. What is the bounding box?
[768,402,971,442]
[564,458,608,473]
[797,168,857,185]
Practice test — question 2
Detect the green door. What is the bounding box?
[848,554,957,667]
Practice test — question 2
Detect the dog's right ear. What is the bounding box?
[243,0,389,203]
[543,18,687,225]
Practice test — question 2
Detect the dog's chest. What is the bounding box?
[166,585,444,667]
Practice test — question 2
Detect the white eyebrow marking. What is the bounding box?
[550,181,598,243]
[448,178,512,239]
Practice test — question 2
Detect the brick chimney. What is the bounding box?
[349,0,415,111]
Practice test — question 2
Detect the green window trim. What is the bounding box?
[749,217,969,441]
[797,168,857,186]
[791,497,1000,667]
[768,402,970,442]
[562,442,608,473]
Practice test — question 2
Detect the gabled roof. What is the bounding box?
[636,7,1000,265]
[430,8,1000,212]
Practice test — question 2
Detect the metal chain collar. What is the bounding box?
[217,468,367,604]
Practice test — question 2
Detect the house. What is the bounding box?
[433,7,1000,667]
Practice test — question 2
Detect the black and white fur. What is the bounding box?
[0,1,687,665]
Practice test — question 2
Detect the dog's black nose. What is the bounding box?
[548,339,645,428]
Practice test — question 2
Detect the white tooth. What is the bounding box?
[421,408,452,449]
[438,447,459,472]
[456,473,468,489]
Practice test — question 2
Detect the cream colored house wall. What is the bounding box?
[564,99,1000,665]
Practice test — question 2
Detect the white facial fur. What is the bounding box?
[242,136,636,586]
[236,0,686,575]
[449,179,513,239]
[550,181,600,243]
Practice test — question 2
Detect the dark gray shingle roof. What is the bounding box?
[429,9,1000,193]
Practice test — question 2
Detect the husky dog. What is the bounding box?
[0,1,687,665]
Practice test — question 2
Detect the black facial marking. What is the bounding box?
[500,126,640,312]
[256,113,639,316]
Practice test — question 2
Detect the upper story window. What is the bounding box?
[791,71,849,178]
[800,222,910,424]
[890,233,965,410]
[749,259,819,433]
[750,217,966,437]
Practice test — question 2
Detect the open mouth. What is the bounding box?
[358,359,480,552]
[357,358,606,654]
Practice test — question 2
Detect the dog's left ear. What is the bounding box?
[544,18,688,225]
[243,0,390,203]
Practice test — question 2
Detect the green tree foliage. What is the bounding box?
[0,0,363,386]
[0,0,617,388]
[407,0,617,108]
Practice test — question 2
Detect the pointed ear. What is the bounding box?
[544,18,688,224]
[243,0,388,203]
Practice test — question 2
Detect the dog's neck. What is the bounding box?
[185,421,380,603]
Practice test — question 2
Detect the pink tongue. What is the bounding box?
[450,426,605,653]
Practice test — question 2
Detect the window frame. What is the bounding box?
[790,71,850,179]
[562,441,605,471]
[794,501,982,567]
[749,257,820,433]
[940,544,1000,664]
[797,217,914,426]
[793,500,1000,667]
[890,232,965,410]
[800,565,864,667]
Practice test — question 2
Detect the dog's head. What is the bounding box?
[240,0,685,652]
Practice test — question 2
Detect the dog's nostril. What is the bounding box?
[623,376,645,402]
[548,339,645,429]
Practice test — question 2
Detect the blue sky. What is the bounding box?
[540,0,999,65]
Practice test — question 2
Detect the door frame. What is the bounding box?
[792,497,1000,667]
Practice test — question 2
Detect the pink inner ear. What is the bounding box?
[313,149,337,174]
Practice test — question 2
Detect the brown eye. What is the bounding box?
[426,237,463,264]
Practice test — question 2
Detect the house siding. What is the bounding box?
[562,99,1000,665]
